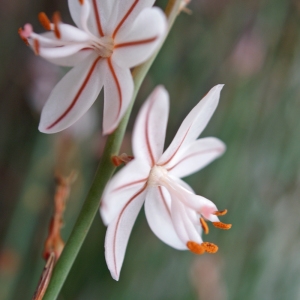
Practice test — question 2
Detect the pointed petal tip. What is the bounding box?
[38,120,63,134]
[151,85,169,103]
[212,84,224,93]
[110,271,120,281]
[155,84,167,94]
[38,123,54,134]
[217,139,227,154]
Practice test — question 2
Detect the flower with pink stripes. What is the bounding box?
[100,84,231,280]
[19,0,166,134]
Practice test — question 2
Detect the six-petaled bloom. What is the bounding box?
[19,0,167,134]
[100,84,231,281]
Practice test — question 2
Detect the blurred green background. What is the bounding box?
[1,0,300,299]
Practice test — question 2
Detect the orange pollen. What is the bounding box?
[79,0,84,4]
[202,242,218,253]
[38,12,51,30]
[187,241,205,255]
[33,39,40,55]
[18,28,29,46]
[52,12,61,39]
[213,222,232,230]
[200,217,209,234]
[213,209,228,216]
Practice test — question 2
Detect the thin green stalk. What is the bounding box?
[43,1,182,299]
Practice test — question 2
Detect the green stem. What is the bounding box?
[43,1,182,299]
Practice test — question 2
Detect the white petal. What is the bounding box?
[58,24,90,42]
[39,53,104,133]
[39,44,89,60]
[110,0,155,39]
[68,0,98,36]
[167,177,218,217]
[158,85,224,166]
[100,159,150,225]
[91,0,118,36]
[104,187,146,280]
[29,32,63,47]
[68,0,83,29]
[113,7,167,68]
[132,86,169,166]
[102,58,134,135]
[145,186,186,250]
[166,137,226,178]
[44,49,94,67]
[170,199,202,245]
[172,177,195,193]
[31,31,94,66]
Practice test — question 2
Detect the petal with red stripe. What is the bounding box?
[132,86,169,166]
[158,85,224,166]
[166,137,226,178]
[104,186,147,281]
[39,53,104,133]
[113,7,167,68]
[102,57,134,135]
[100,159,150,225]
[145,186,186,250]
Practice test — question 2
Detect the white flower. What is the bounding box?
[19,0,167,134]
[100,84,231,280]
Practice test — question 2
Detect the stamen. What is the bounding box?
[213,209,227,216]
[38,12,51,30]
[79,0,84,4]
[213,222,232,230]
[200,217,209,234]
[18,28,29,46]
[33,39,40,55]
[187,241,205,255]
[202,242,218,253]
[111,153,134,167]
[52,12,61,39]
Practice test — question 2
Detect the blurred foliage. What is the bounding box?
[1,0,300,299]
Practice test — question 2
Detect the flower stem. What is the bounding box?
[43,1,182,299]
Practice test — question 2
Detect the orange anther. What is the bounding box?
[79,0,84,4]
[200,217,209,234]
[213,222,232,230]
[38,12,51,31]
[213,209,227,216]
[202,242,218,253]
[52,12,61,39]
[33,39,40,55]
[187,241,205,255]
[18,28,29,46]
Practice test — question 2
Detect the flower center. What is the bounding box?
[147,165,168,187]
[92,36,114,58]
